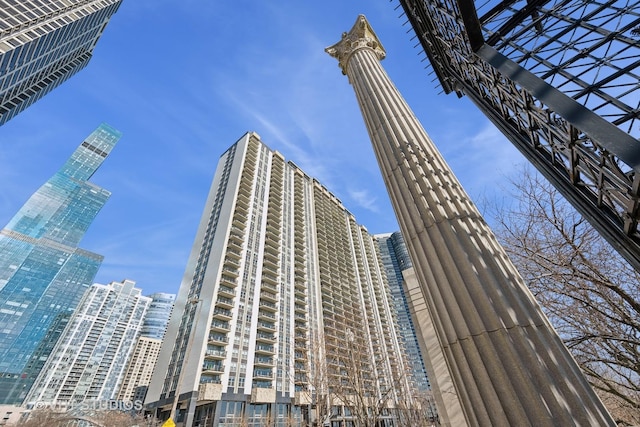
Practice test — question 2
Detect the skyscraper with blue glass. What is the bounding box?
[0,123,121,404]
[375,232,431,393]
[376,232,438,422]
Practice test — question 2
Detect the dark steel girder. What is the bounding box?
[396,0,640,271]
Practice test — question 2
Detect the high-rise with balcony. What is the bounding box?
[146,132,414,427]
[0,0,123,126]
[24,279,151,405]
[0,123,121,404]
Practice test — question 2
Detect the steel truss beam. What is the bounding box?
[397,0,640,271]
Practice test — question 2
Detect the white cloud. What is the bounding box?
[348,189,379,213]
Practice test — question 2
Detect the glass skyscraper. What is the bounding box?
[0,123,121,404]
[0,0,123,126]
[375,232,431,392]
[141,292,176,340]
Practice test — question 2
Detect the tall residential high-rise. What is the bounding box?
[0,0,123,126]
[146,132,413,427]
[375,232,430,392]
[327,15,613,426]
[0,123,121,404]
[117,292,175,403]
[24,279,151,406]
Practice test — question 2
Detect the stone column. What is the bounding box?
[326,15,614,427]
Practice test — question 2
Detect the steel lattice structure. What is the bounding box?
[396,0,640,271]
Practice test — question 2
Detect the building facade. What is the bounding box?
[24,279,151,406]
[0,123,121,404]
[117,292,175,403]
[117,336,163,404]
[0,0,123,126]
[140,292,176,340]
[375,232,430,392]
[146,132,412,426]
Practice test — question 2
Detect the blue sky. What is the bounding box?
[0,1,525,295]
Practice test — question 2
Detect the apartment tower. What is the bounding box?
[0,123,121,404]
[146,132,411,427]
[0,0,123,126]
[117,292,175,403]
[24,279,151,405]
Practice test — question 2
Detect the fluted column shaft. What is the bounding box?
[327,15,614,427]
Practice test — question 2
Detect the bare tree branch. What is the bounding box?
[488,166,640,426]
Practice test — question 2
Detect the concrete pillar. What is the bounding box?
[326,15,614,427]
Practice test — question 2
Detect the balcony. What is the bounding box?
[227,234,243,249]
[257,321,275,331]
[220,275,237,288]
[232,216,245,229]
[260,291,277,303]
[262,256,278,271]
[256,332,276,342]
[262,273,278,285]
[205,347,226,359]
[261,283,277,294]
[253,369,273,379]
[254,356,274,366]
[258,310,275,320]
[222,267,239,278]
[203,361,224,372]
[259,300,277,312]
[210,320,230,331]
[266,221,278,234]
[224,256,239,268]
[218,285,235,297]
[216,296,233,308]
[208,333,228,344]
[213,307,232,320]
[255,344,275,355]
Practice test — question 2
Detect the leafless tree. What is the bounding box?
[324,328,397,427]
[89,409,150,426]
[393,388,439,427]
[489,166,640,425]
[13,407,154,427]
[298,331,331,427]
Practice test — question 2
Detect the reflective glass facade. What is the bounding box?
[141,292,176,340]
[0,0,123,126]
[375,232,431,392]
[0,123,121,404]
[25,279,151,404]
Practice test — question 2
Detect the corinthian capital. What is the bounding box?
[325,15,386,75]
